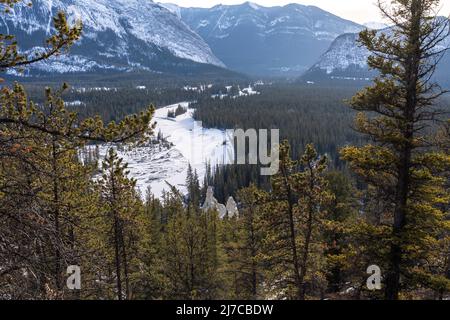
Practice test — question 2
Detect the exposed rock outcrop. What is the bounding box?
[226,197,238,218]
[201,186,238,218]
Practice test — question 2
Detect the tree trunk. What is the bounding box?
[298,165,315,300]
[120,227,130,300]
[111,172,123,300]
[113,212,122,300]
[51,138,62,294]
[299,204,314,300]
[385,0,421,300]
[281,165,303,300]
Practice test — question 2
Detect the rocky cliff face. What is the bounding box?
[302,19,450,85]
[1,0,224,75]
[163,2,364,76]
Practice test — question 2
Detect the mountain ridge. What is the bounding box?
[161,2,365,76]
[1,0,226,76]
[301,19,450,86]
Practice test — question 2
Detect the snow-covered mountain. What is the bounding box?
[162,2,364,76]
[363,21,390,30]
[302,20,450,85]
[301,32,374,82]
[1,0,225,75]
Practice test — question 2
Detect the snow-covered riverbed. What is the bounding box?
[98,102,233,198]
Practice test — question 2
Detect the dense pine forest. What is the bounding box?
[193,85,449,202]
[193,84,366,202]
[193,84,365,163]
[0,0,450,301]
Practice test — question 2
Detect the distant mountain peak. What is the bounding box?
[302,20,450,85]
[363,21,390,30]
[2,0,225,75]
[245,1,262,10]
[177,2,364,76]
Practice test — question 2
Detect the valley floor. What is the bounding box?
[98,102,234,198]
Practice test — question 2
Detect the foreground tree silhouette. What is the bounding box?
[341,0,450,299]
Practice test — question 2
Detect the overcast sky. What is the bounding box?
[165,0,450,24]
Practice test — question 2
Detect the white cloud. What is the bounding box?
[163,0,450,24]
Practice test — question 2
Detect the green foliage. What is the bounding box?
[222,185,266,299]
[323,171,360,293]
[0,1,82,73]
[258,141,331,299]
[341,0,450,299]
[1,0,449,301]
[162,204,224,299]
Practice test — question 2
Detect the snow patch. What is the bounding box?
[98,102,234,199]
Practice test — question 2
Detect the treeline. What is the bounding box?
[193,84,366,165]
[192,84,366,200]
[23,85,200,123]
[23,82,257,124]
[2,132,447,299]
[193,84,450,202]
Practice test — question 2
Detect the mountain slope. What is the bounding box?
[300,32,375,82]
[164,2,364,76]
[363,21,390,30]
[1,0,225,76]
[302,20,450,86]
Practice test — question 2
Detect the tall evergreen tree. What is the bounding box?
[262,142,331,299]
[323,171,359,293]
[341,0,450,299]
[162,200,224,299]
[186,164,201,208]
[231,185,266,299]
[0,1,155,299]
[96,148,142,300]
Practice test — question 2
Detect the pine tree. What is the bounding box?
[262,141,331,299]
[341,0,450,299]
[162,189,224,299]
[323,171,359,293]
[0,1,155,299]
[96,148,142,300]
[133,194,166,299]
[186,164,201,207]
[224,184,266,299]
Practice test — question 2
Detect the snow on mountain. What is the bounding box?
[181,2,362,41]
[98,102,234,199]
[168,2,364,76]
[302,19,450,85]
[1,0,225,75]
[308,33,370,75]
[363,21,390,30]
[158,2,182,19]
